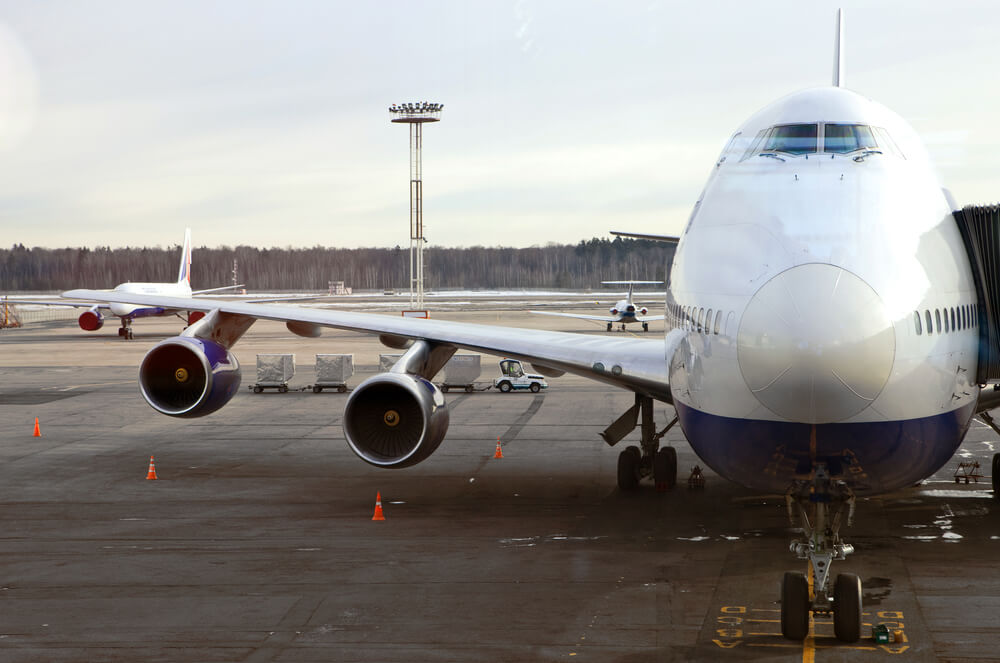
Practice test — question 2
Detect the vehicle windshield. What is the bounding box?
[824,124,877,154]
[763,124,818,155]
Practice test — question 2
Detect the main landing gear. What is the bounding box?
[976,412,1000,500]
[781,463,861,643]
[642,322,649,332]
[607,322,613,332]
[602,394,678,491]
[117,318,133,340]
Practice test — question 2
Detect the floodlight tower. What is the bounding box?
[389,101,443,309]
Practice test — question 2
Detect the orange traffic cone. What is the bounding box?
[145,455,158,480]
[32,417,41,437]
[493,437,504,459]
[372,491,385,521]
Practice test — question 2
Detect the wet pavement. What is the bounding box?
[1,315,999,661]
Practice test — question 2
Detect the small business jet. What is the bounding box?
[63,10,1000,644]
[12,229,241,339]
[530,280,664,331]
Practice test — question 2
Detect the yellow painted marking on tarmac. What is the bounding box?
[748,643,803,649]
[747,618,781,623]
[803,562,815,663]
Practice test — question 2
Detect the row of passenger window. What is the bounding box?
[913,305,977,336]
[669,303,725,335]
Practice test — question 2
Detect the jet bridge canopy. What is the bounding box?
[954,204,1000,383]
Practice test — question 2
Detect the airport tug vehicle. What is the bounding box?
[493,359,547,393]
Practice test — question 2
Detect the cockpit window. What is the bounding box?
[823,124,877,154]
[763,124,818,155]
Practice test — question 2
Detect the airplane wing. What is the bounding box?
[64,289,671,400]
[528,310,617,323]
[609,230,680,244]
[635,315,665,322]
[192,284,246,295]
[2,297,110,309]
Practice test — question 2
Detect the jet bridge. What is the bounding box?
[954,204,1000,383]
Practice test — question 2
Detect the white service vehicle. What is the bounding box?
[493,359,547,393]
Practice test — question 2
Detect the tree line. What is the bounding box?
[0,237,675,291]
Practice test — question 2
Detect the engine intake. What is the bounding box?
[343,373,449,468]
[79,307,104,331]
[139,337,241,417]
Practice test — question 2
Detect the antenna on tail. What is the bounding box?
[833,8,845,87]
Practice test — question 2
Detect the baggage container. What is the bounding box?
[313,354,354,393]
[252,354,295,393]
[440,354,482,392]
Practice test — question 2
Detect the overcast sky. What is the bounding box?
[0,1,996,250]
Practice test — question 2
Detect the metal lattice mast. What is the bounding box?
[390,101,442,309]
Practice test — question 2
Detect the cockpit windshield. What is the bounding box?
[741,122,904,161]
[763,124,818,155]
[824,124,877,154]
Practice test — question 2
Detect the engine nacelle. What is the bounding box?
[640,307,648,316]
[343,372,449,468]
[610,308,618,315]
[78,307,104,331]
[139,336,241,417]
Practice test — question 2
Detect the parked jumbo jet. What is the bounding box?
[530,281,664,331]
[62,11,1000,644]
[12,229,241,339]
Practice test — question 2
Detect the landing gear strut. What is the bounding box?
[117,318,133,340]
[604,394,677,490]
[781,463,861,643]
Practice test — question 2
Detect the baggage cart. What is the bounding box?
[439,354,482,392]
[311,354,354,393]
[251,354,295,393]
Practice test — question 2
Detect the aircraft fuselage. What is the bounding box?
[665,87,979,495]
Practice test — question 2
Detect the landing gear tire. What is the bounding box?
[617,445,641,491]
[781,571,810,641]
[993,453,1000,500]
[833,573,862,643]
[653,446,676,490]
[607,322,613,332]
[529,382,541,393]
[642,322,649,332]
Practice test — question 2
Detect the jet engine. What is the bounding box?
[640,307,648,316]
[138,336,241,417]
[343,372,449,468]
[78,307,104,331]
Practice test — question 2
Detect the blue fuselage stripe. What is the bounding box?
[674,400,975,495]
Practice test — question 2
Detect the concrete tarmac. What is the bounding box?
[1,310,999,662]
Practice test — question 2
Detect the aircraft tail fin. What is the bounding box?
[833,8,845,87]
[177,228,192,285]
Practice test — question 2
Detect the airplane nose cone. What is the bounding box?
[737,263,895,423]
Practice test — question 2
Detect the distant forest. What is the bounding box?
[1,237,675,291]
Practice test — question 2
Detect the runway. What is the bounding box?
[1,311,998,662]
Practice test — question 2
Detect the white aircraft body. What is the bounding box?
[61,11,998,644]
[530,280,665,331]
[12,229,240,339]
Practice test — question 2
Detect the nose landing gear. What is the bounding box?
[781,463,861,643]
